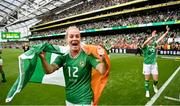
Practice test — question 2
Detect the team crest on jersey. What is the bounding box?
[79,61,85,67]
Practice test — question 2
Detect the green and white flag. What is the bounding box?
[6,43,68,102]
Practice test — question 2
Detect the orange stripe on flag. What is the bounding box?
[82,44,111,106]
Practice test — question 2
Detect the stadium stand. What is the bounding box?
[2,0,180,53]
[30,8,179,36]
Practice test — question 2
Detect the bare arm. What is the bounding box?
[95,46,107,75]
[142,31,156,48]
[156,26,170,44]
[96,56,107,75]
[39,52,59,74]
[142,36,153,48]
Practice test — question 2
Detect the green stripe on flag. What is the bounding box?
[30,52,52,82]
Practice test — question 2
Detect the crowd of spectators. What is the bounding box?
[31,30,180,51]
[1,1,179,56]
[2,29,180,51]
[39,0,133,23]
[1,42,26,49]
[39,0,178,24]
[23,1,180,51]
[37,0,179,27]
[32,8,179,37]
[78,9,180,30]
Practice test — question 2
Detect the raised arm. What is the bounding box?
[39,52,59,74]
[96,56,107,75]
[95,46,107,75]
[142,30,156,48]
[156,26,170,44]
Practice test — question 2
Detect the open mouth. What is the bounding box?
[71,41,79,46]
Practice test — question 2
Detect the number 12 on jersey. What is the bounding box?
[68,66,78,77]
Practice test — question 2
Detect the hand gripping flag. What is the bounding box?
[6,43,110,105]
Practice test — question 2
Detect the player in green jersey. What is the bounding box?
[142,26,170,97]
[39,26,107,105]
[0,49,6,83]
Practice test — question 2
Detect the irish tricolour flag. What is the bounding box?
[6,43,110,105]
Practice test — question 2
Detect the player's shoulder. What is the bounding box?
[142,45,147,49]
[62,53,69,59]
[78,49,91,58]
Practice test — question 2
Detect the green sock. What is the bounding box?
[1,71,6,81]
[153,80,158,86]
[144,80,150,91]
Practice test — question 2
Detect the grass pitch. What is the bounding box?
[0,49,179,105]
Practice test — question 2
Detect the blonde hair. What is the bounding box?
[65,26,80,39]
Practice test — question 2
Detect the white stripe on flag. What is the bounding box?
[50,53,59,64]
[20,53,34,59]
[58,45,69,53]
[42,53,65,86]
[42,68,65,86]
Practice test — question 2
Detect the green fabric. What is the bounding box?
[1,72,6,80]
[144,80,149,91]
[30,52,52,82]
[142,42,157,64]
[53,50,99,104]
[6,43,65,102]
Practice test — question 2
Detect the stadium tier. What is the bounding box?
[1,0,180,53]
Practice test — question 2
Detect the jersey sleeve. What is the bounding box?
[88,55,100,69]
[142,45,147,50]
[154,42,157,47]
[52,55,64,67]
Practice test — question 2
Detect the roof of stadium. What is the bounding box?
[0,0,84,29]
